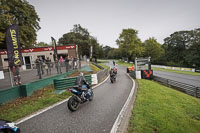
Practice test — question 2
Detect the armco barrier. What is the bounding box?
[153,76,200,98]
[129,71,136,79]
[97,69,108,83]
[54,75,91,90]
[0,71,74,104]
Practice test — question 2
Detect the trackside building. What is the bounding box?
[0,45,76,70]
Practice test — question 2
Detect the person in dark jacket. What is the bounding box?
[65,56,70,72]
[74,72,90,90]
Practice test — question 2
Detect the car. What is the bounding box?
[0,119,20,133]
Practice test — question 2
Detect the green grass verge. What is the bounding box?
[151,67,200,76]
[99,63,110,70]
[97,59,109,63]
[116,61,134,67]
[90,63,102,72]
[128,79,200,133]
[0,86,72,122]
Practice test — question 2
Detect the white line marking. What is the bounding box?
[15,98,69,124]
[110,73,135,133]
[15,74,110,125]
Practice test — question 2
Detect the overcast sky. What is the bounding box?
[27,0,200,48]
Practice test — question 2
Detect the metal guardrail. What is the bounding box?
[153,76,200,98]
[97,69,108,82]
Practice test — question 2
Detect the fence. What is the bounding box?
[0,59,88,90]
[153,76,200,98]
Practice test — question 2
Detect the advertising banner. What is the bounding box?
[6,24,24,67]
[51,37,58,61]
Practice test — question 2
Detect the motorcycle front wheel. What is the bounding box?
[89,91,94,101]
[68,96,80,112]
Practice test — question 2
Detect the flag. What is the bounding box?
[51,37,58,61]
[76,45,79,58]
[6,24,24,67]
[90,45,93,59]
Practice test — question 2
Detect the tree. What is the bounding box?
[163,28,200,68]
[58,24,90,56]
[143,37,163,63]
[185,29,200,68]
[58,24,104,59]
[0,0,40,49]
[103,45,112,59]
[35,42,49,47]
[116,28,144,61]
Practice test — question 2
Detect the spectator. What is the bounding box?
[45,57,51,75]
[35,57,44,75]
[73,57,77,69]
[65,56,70,72]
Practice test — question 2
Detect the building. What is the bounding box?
[0,45,76,70]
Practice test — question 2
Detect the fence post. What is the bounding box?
[39,63,42,79]
[9,67,14,87]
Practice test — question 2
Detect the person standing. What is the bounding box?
[11,65,21,85]
[65,56,70,72]
[45,57,51,75]
[59,56,64,66]
[73,57,77,69]
[39,57,44,75]
[113,60,115,66]
[35,57,40,76]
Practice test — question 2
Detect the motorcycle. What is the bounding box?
[0,119,20,133]
[68,84,93,112]
[110,73,116,83]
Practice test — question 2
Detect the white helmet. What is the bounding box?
[79,72,84,76]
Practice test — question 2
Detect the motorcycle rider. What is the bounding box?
[74,72,91,99]
[110,68,116,80]
[113,66,117,75]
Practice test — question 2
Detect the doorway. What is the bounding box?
[24,56,31,69]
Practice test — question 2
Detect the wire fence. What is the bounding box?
[153,75,200,98]
[0,59,89,90]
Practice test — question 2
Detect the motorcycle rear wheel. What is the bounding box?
[110,78,113,83]
[68,96,80,112]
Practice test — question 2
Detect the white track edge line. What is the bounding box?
[110,73,135,133]
[15,74,110,125]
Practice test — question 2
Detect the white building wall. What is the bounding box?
[0,49,68,70]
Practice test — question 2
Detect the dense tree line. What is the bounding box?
[108,28,200,68]
[162,29,200,68]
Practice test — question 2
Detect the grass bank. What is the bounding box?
[128,79,200,133]
[0,86,72,122]
[117,61,134,67]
